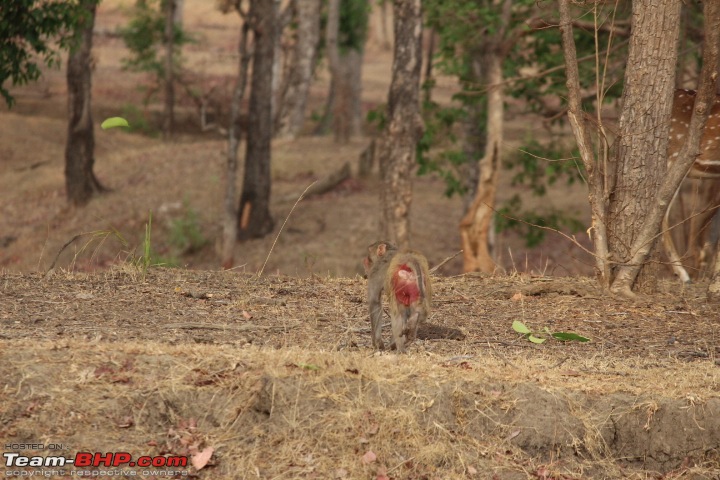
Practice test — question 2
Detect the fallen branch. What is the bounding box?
[430,250,463,274]
[278,162,351,203]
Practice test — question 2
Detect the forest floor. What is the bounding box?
[2,269,720,478]
[1,1,719,479]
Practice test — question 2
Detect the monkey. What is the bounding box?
[363,241,432,353]
[363,241,399,351]
[384,250,432,353]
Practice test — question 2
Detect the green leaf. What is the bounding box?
[528,335,546,344]
[512,320,532,335]
[101,117,130,130]
[552,332,590,342]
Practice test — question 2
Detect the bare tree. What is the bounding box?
[237,0,276,240]
[275,0,321,139]
[65,0,105,206]
[221,2,252,269]
[457,0,514,273]
[324,0,367,142]
[377,0,423,248]
[163,0,176,140]
[559,0,719,296]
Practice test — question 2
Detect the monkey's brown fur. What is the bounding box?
[363,241,431,353]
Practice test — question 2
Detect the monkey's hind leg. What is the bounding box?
[371,309,385,351]
[406,311,420,344]
[391,312,407,353]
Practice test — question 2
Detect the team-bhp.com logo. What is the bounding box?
[4,452,188,468]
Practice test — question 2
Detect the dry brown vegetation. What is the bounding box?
[1,1,720,478]
[2,269,720,478]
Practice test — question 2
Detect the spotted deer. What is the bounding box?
[663,89,720,283]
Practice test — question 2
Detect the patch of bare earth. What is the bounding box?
[2,269,719,478]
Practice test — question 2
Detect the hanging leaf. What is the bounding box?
[101,117,130,129]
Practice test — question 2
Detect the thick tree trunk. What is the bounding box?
[559,0,718,297]
[378,0,423,249]
[276,0,321,139]
[607,0,681,294]
[237,0,276,240]
[65,1,104,207]
[459,52,503,273]
[221,20,252,269]
[163,0,175,140]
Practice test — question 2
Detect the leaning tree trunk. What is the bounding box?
[163,0,175,140]
[459,51,503,273]
[221,19,252,269]
[237,0,276,240]
[276,0,321,139]
[65,0,104,207]
[377,0,423,249]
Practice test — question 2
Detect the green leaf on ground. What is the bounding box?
[552,332,590,342]
[512,320,532,334]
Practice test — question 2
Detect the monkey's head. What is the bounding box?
[363,241,397,274]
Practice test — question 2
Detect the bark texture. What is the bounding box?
[459,52,502,273]
[325,0,365,142]
[65,1,104,207]
[607,0,681,293]
[221,18,252,269]
[237,0,276,241]
[276,0,321,138]
[163,0,175,140]
[377,0,423,248]
[558,0,613,285]
[457,0,513,273]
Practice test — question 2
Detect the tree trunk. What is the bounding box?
[326,0,365,143]
[65,1,104,207]
[163,0,175,140]
[606,0,681,294]
[173,0,184,26]
[377,0,423,249]
[558,0,612,285]
[376,0,390,50]
[221,20,252,269]
[559,0,718,297]
[348,48,364,137]
[270,0,283,126]
[459,52,503,273]
[237,0,276,241]
[276,0,321,139]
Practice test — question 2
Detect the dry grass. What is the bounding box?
[2,2,719,477]
[2,269,720,478]
[2,334,719,479]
